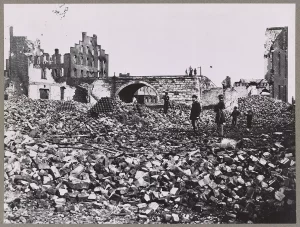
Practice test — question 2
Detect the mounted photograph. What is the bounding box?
[3,3,296,224]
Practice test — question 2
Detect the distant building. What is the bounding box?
[264,27,288,102]
[134,86,157,104]
[119,73,130,77]
[233,78,269,96]
[233,78,269,88]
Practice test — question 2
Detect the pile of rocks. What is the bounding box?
[4,96,296,224]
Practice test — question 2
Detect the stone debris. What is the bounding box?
[3,95,295,224]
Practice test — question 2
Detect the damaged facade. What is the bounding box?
[28,48,75,101]
[5,27,109,102]
[264,27,288,102]
[65,32,109,85]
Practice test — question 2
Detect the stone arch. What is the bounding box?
[115,81,160,103]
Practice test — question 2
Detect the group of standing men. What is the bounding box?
[185,66,197,76]
[162,92,254,137]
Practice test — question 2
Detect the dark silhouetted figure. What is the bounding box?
[163,92,170,114]
[245,110,253,129]
[189,66,193,76]
[230,106,240,126]
[190,95,201,134]
[214,94,225,137]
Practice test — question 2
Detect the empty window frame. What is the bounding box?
[73,55,77,64]
[39,89,49,99]
[278,52,281,75]
[41,68,47,79]
[285,55,288,78]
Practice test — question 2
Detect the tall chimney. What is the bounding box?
[9,26,13,38]
[6,59,9,71]
[82,32,87,41]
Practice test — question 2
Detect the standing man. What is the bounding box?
[214,94,226,137]
[189,66,193,76]
[245,109,253,130]
[230,106,240,127]
[194,68,197,76]
[190,95,201,134]
[163,92,170,114]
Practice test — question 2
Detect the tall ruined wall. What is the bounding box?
[202,86,266,111]
[201,87,223,107]
[9,36,29,96]
[264,27,288,102]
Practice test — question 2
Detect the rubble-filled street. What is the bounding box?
[4,95,295,224]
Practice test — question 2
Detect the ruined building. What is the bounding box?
[65,32,109,86]
[5,27,110,102]
[6,26,72,100]
[264,27,288,102]
[64,32,109,102]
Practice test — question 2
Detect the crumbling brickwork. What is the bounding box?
[6,27,111,102]
[264,27,288,102]
[201,85,266,111]
[67,32,109,81]
[201,87,224,107]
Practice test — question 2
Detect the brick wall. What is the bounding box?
[88,75,216,104]
[201,86,266,111]
[112,75,211,104]
[201,87,223,107]
[29,83,75,100]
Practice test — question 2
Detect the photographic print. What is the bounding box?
[3,3,296,224]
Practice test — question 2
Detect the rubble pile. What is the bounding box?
[4,96,296,224]
[238,96,294,132]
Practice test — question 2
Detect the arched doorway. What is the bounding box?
[115,81,160,103]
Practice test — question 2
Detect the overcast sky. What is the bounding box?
[4,4,295,101]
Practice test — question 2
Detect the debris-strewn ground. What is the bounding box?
[4,95,295,224]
